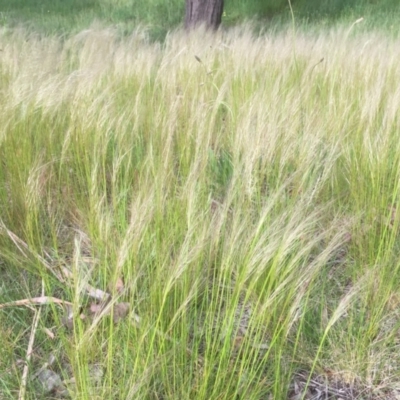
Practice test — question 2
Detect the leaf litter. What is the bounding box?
[0,227,137,398]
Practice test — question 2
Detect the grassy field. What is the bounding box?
[1,0,400,39]
[2,9,400,400]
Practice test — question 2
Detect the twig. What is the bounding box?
[295,371,352,398]
[18,280,44,400]
[0,296,73,309]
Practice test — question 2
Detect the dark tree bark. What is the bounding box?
[185,0,224,31]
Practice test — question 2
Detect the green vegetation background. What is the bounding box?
[1,0,400,39]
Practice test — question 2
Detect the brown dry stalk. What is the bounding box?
[0,296,73,309]
[18,280,44,400]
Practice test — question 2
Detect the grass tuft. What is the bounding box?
[1,24,400,399]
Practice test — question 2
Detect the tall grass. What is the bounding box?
[1,24,400,399]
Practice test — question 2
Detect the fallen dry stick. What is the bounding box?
[0,296,73,309]
[18,280,44,400]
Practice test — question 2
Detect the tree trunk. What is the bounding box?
[185,0,224,31]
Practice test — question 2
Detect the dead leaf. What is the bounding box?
[108,277,124,295]
[86,301,129,323]
[43,328,55,340]
[113,302,130,323]
[115,277,124,294]
[89,303,104,315]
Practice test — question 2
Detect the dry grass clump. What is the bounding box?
[1,24,400,399]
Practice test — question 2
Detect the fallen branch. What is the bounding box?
[18,280,44,400]
[0,296,73,309]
